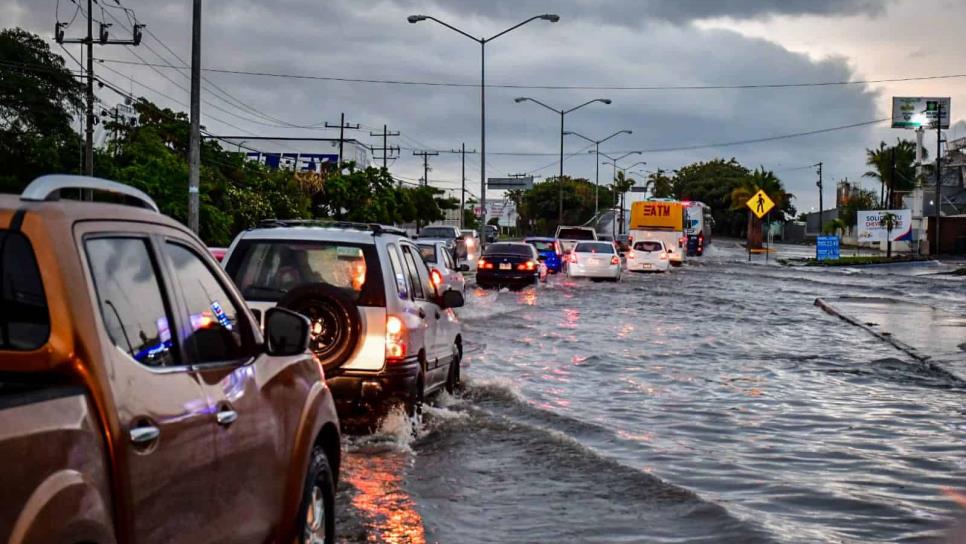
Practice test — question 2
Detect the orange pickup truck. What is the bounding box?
[0,176,341,543]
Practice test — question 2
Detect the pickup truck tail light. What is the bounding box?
[386,315,407,361]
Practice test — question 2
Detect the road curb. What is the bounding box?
[813,297,928,362]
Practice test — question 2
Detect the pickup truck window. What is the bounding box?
[0,230,49,350]
[165,243,246,364]
[86,238,175,367]
[556,228,596,240]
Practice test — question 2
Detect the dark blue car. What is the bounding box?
[524,237,563,273]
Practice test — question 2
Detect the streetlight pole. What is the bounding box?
[566,129,632,218]
[601,152,643,236]
[408,13,559,243]
[514,97,612,224]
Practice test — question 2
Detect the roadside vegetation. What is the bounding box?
[0,28,458,246]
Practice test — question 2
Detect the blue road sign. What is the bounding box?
[817,235,840,261]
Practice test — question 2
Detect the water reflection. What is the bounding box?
[342,451,426,544]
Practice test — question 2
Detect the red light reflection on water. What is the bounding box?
[342,452,426,544]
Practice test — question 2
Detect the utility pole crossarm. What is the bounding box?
[324,113,362,166]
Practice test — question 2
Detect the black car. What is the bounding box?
[477,242,541,289]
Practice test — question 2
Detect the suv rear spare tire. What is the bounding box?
[278,283,362,371]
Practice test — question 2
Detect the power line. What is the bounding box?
[97,58,966,92]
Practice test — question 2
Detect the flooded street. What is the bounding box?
[338,243,966,544]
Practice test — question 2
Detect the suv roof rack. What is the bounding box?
[256,219,408,236]
[21,175,160,213]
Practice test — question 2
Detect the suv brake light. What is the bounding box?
[386,315,407,361]
[430,268,444,288]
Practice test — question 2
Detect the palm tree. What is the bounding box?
[730,168,789,249]
[863,139,925,208]
[880,211,899,258]
[612,170,636,234]
[823,218,846,237]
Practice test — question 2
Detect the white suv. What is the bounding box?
[222,221,465,420]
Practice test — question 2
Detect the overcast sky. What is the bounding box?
[5,0,965,212]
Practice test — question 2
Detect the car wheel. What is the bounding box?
[406,364,426,418]
[278,283,362,372]
[297,446,335,544]
[445,343,462,394]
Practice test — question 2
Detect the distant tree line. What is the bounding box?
[0,28,455,246]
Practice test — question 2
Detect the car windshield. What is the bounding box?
[557,228,596,240]
[225,240,384,306]
[417,244,437,262]
[484,243,532,257]
[634,241,664,252]
[574,242,614,254]
[420,227,456,238]
[527,240,555,252]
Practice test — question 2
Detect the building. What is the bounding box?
[836,179,856,207]
[211,136,372,172]
[903,136,966,254]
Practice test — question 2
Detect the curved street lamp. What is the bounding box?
[566,129,632,217]
[408,13,559,242]
[515,97,612,223]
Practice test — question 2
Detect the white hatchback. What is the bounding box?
[418,241,468,294]
[566,241,622,281]
[626,239,671,273]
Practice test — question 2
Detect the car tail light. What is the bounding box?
[386,315,407,361]
[479,258,493,269]
[430,268,443,288]
[627,252,635,259]
[466,238,475,248]
[569,253,578,264]
[659,252,668,260]
[610,256,620,265]
[517,260,537,271]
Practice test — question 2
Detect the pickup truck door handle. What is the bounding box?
[216,409,238,426]
[129,425,160,445]
[418,308,426,319]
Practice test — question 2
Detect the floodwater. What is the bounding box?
[336,242,966,543]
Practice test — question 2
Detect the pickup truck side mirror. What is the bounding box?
[264,307,311,356]
[439,289,465,309]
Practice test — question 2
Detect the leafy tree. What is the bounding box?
[646,169,674,198]
[0,27,83,192]
[611,170,636,233]
[823,218,846,236]
[863,139,924,209]
[838,188,876,231]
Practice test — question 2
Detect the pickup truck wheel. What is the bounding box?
[278,283,361,371]
[298,446,335,544]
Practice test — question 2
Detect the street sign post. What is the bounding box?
[487,177,534,190]
[817,236,840,261]
[746,189,775,219]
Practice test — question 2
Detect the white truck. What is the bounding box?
[554,225,598,254]
[628,200,687,266]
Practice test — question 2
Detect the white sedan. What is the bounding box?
[566,241,622,281]
[626,240,671,273]
[418,241,468,294]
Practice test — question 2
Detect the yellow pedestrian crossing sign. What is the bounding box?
[746,190,775,219]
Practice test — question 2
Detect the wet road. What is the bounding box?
[337,242,966,543]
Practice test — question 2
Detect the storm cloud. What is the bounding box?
[4,0,956,212]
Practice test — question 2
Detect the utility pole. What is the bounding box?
[413,150,439,186]
[187,0,201,234]
[816,162,824,235]
[324,113,361,167]
[55,0,143,179]
[369,124,400,169]
[441,145,477,228]
[934,102,943,255]
[888,146,896,209]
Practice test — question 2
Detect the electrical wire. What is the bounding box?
[96,58,966,92]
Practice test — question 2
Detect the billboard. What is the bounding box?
[488,177,533,190]
[629,201,685,230]
[857,209,913,242]
[892,97,950,129]
[245,152,338,173]
[485,200,517,227]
